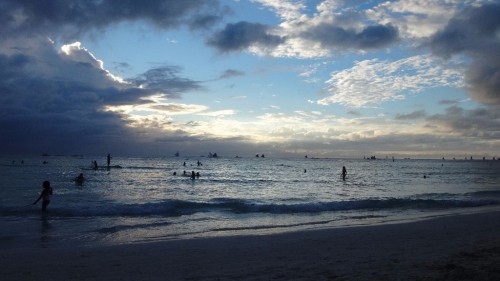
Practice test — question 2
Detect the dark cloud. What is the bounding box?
[130,66,203,98]
[427,106,500,139]
[207,21,286,52]
[301,23,399,50]
[439,99,460,106]
[428,3,500,105]
[0,40,202,155]
[395,110,426,120]
[0,0,225,39]
[218,69,245,79]
[0,0,229,156]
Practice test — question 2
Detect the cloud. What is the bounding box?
[427,105,500,140]
[250,0,306,21]
[148,103,208,115]
[428,3,500,105]
[207,21,286,52]
[130,66,203,98]
[395,110,426,120]
[0,38,209,155]
[218,69,245,79]
[0,0,225,39]
[317,55,464,107]
[235,1,403,58]
[439,99,460,106]
[197,110,238,117]
[300,23,399,50]
[368,0,463,38]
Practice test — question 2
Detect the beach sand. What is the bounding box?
[2,211,500,280]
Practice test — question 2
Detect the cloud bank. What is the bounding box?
[428,3,500,105]
[0,0,228,155]
[1,0,499,158]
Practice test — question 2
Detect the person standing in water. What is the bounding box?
[107,154,111,168]
[341,166,347,181]
[33,181,53,212]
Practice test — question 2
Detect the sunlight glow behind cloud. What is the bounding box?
[0,0,499,158]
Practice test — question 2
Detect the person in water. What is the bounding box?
[33,181,53,212]
[191,171,196,180]
[341,166,347,181]
[75,173,84,184]
[107,154,111,168]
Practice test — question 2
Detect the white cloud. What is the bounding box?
[197,109,238,117]
[367,0,465,38]
[60,42,127,84]
[317,55,464,107]
[250,0,306,21]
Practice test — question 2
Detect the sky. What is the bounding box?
[1,0,499,158]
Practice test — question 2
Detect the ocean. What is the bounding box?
[1,156,500,248]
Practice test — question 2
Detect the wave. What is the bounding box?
[3,195,499,218]
[466,190,500,197]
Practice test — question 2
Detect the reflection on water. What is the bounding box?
[40,214,52,248]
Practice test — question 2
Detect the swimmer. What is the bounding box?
[33,181,53,212]
[74,173,85,185]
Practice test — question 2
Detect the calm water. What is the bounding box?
[1,156,500,248]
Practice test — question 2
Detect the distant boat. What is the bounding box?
[174,151,180,157]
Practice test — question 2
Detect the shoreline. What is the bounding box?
[2,210,500,280]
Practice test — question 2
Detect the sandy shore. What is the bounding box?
[2,211,500,280]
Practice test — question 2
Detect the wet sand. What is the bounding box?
[2,210,500,280]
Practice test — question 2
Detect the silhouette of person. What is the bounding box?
[173,172,177,176]
[191,171,196,180]
[93,160,98,170]
[33,181,53,212]
[341,166,347,181]
[107,154,111,168]
[75,173,84,185]
[196,172,200,179]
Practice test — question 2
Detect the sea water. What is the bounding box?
[1,156,500,248]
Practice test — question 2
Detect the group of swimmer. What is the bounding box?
[183,161,203,167]
[173,170,201,179]
[177,161,203,179]
[91,153,112,170]
[28,155,350,213]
